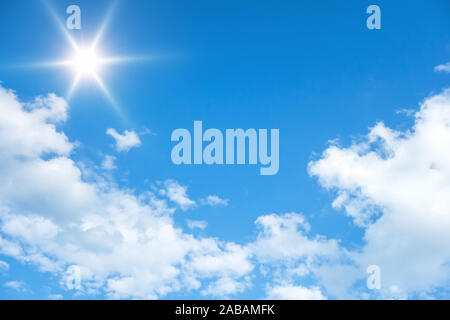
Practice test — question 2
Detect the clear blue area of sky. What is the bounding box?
[0,0,448,299]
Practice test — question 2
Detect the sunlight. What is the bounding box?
[71,48,100,76]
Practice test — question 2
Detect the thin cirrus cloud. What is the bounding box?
[0,83,450,299]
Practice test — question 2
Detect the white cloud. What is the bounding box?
[101,155,116,170]
[200,195,229,207]
[48,293,63,300]
[159,180,196,211]
[434,62,450,73]
[187,220,208,230]
[250,213,340,263]
[1,214,59,243]
[0,260,9,272]
[266,284,326,300]
[0,84,255,299]
[202,276,251,298]
[4,280,26,292]
[309,89,450,298]
[106,128,141,152]
[0,88,72,158]
[3,82,449,299]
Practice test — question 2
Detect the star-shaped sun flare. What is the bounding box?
[33,1,152,111]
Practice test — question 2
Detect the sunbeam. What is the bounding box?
[38,0,135,115]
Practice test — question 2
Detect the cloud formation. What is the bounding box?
[434,62,450,73]
[0,82,334,298]
[159,180,196,211]
[187,220,208,230]
[101,155,116,170]
[200,195,229,207]
[4,280,27,292]
[309,89,450,298]
[0,260,8,272]
[1,83,449,299]
[106,128,141,152]
[266,284,326,300]
[0,84,255,299]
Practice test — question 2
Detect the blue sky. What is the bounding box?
[0,0,449,299]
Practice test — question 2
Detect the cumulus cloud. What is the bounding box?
[0,84,347,299]
[251,213,340,263]
[2,82,449,299]
[266,284,326,300]
[202,276,251,298]
[309,89,450,298]
[106,128,141,152]
[0,84,256,299]
[200,195,229,207]
[434,62,450,73]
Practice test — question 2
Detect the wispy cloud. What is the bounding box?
[200,195,229,207]
[106,128,141,152]
[434,62,450,73]
[4,280,27,292]
[101,155,116,170]
[0,261,9,272]
[187,220,208,230]
[159,180,196,211]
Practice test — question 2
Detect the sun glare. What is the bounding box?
[35,1,152,110]
[72,48,100,76]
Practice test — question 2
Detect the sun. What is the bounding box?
[28,1,154,110]
[71,48,100,76]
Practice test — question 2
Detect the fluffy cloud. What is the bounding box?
[434,62,450,73]
[0,84,256,299]
[309,89,450,298]
[2,82,449,299]
[202,276,251,298]
[266,284,326,300]
[106,128,141,152]
[0,88,72,158]
[251,213,340,263]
